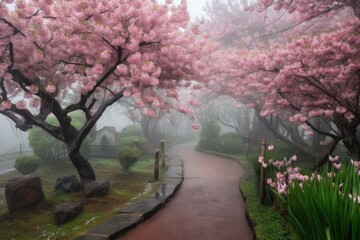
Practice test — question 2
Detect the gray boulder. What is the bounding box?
[5,175,44,211]
[55,175,80,193]
[54,201,83,225]
[84,180,110,198]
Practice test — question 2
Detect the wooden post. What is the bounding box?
[19,143,22,157]
[260,139,267,204]
[160,139,165,168]
[134,139,138,148]
[154,149,160,181]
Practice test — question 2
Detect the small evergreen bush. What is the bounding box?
[117,146,140,172]
[198,138,219,152]
[200,120,221,139]
[14,155,40,175]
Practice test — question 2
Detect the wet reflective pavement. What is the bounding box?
[119,142,253,240]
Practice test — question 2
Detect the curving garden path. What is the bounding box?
[118,142,253,240]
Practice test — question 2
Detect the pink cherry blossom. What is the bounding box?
[144,108,155,118]
[191,124,201,130]
[16,101,26,109]
[1,101,11,109]
[117,64,129,76]
[123,91,131,97]
[27,85,39,94]
[45,85,56,93]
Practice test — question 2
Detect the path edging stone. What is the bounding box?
[75,156,184,240]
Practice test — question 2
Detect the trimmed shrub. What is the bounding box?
[14,155,40,175]
[198,138,219,152]
[117,146,140,172]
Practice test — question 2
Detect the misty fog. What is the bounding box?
[0,115,29,154]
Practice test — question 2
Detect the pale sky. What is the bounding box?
[161,0,210,20]
[186,0,209,20]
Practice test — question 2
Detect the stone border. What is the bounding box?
[76,157,183,240]
[195,146,256,240]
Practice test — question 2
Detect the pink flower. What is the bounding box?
[258,156,264,163]
[29,99,40,108]
[136,101,145,108]
[152,99,160,108]
[267,145,274,151]
[333,163,342,170]
[1,101,12,109]
[329,155,339,162]
[335,106,347,114]
[28,85,39,94]
[123,91,131,97]
[117,64,129,75]
[144,108,155,118]
[100,50,111,60]
[128,53,142,64]
[191,124,201,130]
[277,183,287,194]
[150,78,159,86]
[178,106,190,114]
[16,100,26,109]
[305,130,314,136]
[45,85,56,93]
[189,99,200,106]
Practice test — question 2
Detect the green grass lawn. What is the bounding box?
[0,156,161,240]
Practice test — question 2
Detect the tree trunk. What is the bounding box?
[68,150,96,181]
[333,113,360,160]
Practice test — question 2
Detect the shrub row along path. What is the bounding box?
[119,142,253,240]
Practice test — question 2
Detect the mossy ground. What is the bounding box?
[236,155,299,240]
[0,156,162,240]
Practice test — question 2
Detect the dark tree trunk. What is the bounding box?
[68,150,96,181]
[333,113,360,160]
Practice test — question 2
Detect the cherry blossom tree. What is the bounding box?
[201,0,326,162]
[0,0,213,181]
[203,0,291,48]
[223,1,360,164]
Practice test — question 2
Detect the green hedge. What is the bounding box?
[14,155,40,175]
[199,132,245,155]
[117,146,140,172]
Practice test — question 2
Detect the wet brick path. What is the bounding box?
[119,142,253,240]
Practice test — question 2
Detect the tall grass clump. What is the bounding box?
[266,155,360,240]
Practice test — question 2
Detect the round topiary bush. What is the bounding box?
[14,155,41,175]
[117,146,140,172]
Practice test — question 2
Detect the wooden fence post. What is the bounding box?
[260,139,267,204]
[154,149,160,181]
[160,139,165,168]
